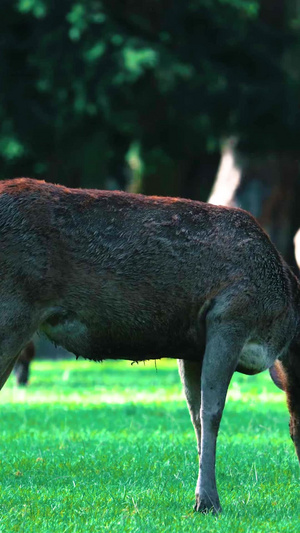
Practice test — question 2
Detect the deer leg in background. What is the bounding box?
[14,341,35,386]
[178,359,202,456]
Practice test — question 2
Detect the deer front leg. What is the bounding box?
[0,299,40,389]
[195,321,245,514]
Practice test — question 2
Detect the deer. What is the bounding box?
[0,177,299,514]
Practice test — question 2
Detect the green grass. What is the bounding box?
[0,359,299,532]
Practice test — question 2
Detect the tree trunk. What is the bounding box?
[209,140,300,274]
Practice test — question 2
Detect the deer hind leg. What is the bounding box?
[195,319,246,514]
[276,352,300,464]
[178,359,202,456]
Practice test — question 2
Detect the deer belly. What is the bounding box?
[40,314,169,361]
[236,342,275,375]
[40,317,91,356]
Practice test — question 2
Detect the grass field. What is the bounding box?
[0,359,299,532]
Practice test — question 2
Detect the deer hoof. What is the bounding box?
[194,494,222,515]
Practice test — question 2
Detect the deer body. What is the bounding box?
[0,178,299,513]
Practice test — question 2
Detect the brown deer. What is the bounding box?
[0,178,299,514]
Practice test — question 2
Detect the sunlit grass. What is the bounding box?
[0,359,299,532]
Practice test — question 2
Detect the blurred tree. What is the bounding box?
[209,1,300,272]
[209,139,300,272]
[0,0,134,188]
[0,1,299,199]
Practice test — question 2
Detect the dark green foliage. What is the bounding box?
[0,2,299,191]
